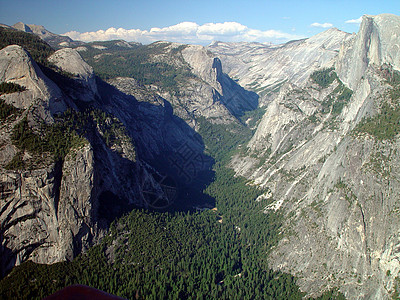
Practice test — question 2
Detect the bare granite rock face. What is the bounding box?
[181,44,258,120]
[0,144,97,274]
[106,77,164,106]
[231,14,400,298]
[0,45,67,120]
[4,14,400,299]
[12,22,83,49]
[48,48,99,101]
[105,42,258,125]
[336,14,400,90]
[208,28,351,106]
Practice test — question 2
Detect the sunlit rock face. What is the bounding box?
[0,45,67,119]
[228,14,400,298]
[336,14,400,90]
[208,28,351,106]
[48,48,99,101]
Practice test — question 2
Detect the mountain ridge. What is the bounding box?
[230,14,400,298]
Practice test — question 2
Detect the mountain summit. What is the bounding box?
[12,22,82,48]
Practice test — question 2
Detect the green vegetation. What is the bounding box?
[329,179,357,207]
[197,117,251,163]
[89,108,133,153]
[240,107,266,131]
[0,109,346,299]
[387,67,400,101]
[0,27,54,66]
[10,117,46,153]
[0,82,25,120]
[330,84,353,116]
[0,113,304,299]
[0,35,347,298]
[0,210,305,300]
[366,150,392,178]
[310,68,337,89]
[0,99,21,121]
[354,68,400,140]
[6,115,86,169]
[0,82,26,95]
[309,68,353,131]
[318,76,352,117]
[0,27,74,79]
[79,42,194,93]
[353,103,400,140]
[6,108,131,170]
[5,150,25,170]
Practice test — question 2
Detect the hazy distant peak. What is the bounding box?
[12,22,54,39]
[11,21,80,49]
[12,21,32,32]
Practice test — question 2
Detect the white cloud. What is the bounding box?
[197,22,247,36]
[64,22,304,45]
[310,22,334,28]
[345,17,363,24]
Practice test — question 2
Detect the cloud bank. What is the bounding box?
[64,22,304,45]
[345,17,363,24]
[310,22,333,28]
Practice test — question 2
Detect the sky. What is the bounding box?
[0,0,398,45]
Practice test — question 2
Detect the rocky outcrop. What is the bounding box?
[12,22,82,49]
[336,14,400,90]
[208,28,351,106]
[0,45,67,121]
[181,44,258,120]
[231,14,400,298]
[100,42,258,125]
[5,14,400,298]
[48,48,99,101]
[0,131,166,276]
[12,22,60,41]
[0,145,98,275]
[0,42,211,277]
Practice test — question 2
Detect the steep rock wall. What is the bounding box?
[231,14,400,298]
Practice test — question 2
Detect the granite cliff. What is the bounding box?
[208,28,351,106]
[227,14,400,298]
[0,38,213,276]
[76,41,258,125]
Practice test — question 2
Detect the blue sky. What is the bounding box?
[0,0,398,44]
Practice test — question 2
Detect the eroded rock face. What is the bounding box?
[4,13,400,298]
[208,28,351,106]
[105,42,258,125]
[231,14,400,298]
[0,144,98,275]
[180,44,258,121]
[0,45,67,120]
[48,48,99,101]
[0,42,210,276]
[0,133,165,276]
[336,14,400,91]
[12,22,81,49]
